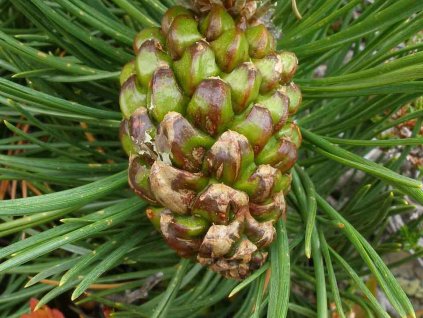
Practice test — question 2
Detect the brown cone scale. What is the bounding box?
[120,0,302,280]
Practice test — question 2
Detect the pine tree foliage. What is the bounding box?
[0,0,422,317]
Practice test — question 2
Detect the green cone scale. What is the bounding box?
[120,0,302,280]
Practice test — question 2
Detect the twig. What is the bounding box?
[21,180,27,198]
[0,180,9,200]
[32,278,128,290]
[26,182,43,196]
[106,273,164,304]
[10,180,17,199]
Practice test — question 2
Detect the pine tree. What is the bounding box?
[0,1,422,317]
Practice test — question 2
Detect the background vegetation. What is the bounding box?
[0,0,422,317]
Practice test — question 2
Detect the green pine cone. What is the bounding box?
[119,1,302,280]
